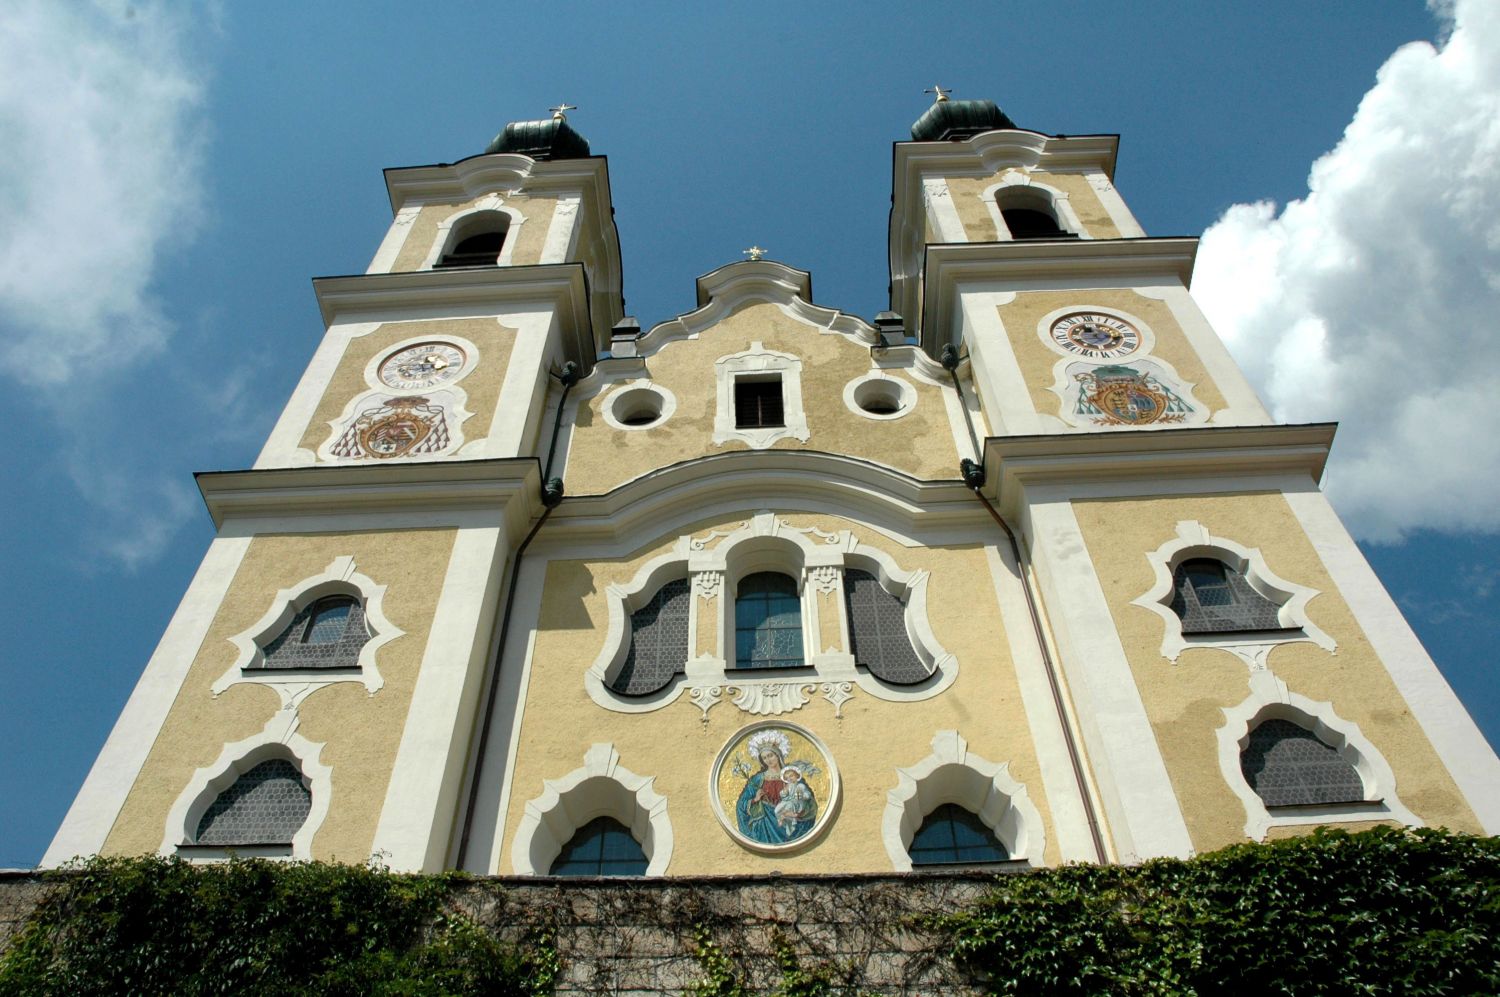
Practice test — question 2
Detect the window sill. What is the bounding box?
[175,843,294,860]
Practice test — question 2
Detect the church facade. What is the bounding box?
[46,98,1500,876]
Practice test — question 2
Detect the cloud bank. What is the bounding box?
[0,1,205,385]
[1193,0,1500,542]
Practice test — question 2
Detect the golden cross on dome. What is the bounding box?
[743,245,768,261]
[549,102,577,120]
[924,85,951,103]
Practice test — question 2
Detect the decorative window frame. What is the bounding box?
[1133,521,1335,669]
[584,513,958,719]
[600,379,678,431]
[161,708,332,861]
[1218,672,1419,841]
[510,743,671,876]
[882,730,1045,870]
[983,172,1089,241]
[712,342,810,448]
[214,556,403,700]
[843,372,917,421]
[420,197,526,269]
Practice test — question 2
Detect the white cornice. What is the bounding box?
[196,459,543,535]
[981,423,1338,518]
[918,238,1199,355]
[540,450,981,550]
[383,154,610,212]
[693,259,813,307]
[312,265,602,367]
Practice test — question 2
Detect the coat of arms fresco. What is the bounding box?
[330,394,453,460]
[1064,359,1198,427]
[711,722,838,852]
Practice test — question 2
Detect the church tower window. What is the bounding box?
[257,594,370,670]
[1240,719,1366,808]
[1170,558,1287,634]
[1001,206,1071,240]
[548,816,649,876]
[193,758,311,847]
[734,572,804,669]
[434,211,509,268]
[844,568,929,685]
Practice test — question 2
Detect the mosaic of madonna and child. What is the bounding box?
[714,724,837,850]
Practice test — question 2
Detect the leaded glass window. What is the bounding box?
[548,817,648,876]
[1240,719,1365,808]
[194,758,311,846]
[844,569,928,685]
[258,595,370,669]
[1170,558,1286,634]
[734,572,804,669]
[908,804,1009,866]
[610,579,691,696]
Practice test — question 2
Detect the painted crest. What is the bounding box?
[711,721,839,853]
[331,395,451,460]
[1071,362,1193,426]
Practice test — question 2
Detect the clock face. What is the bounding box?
[378,342,467,390]
[1048,312,1142,359]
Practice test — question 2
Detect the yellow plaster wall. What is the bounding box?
[103,528,458,860]
[498,512,1060,875]
[1069,491,1481,852]
[944,171,1121,242]
[299,318,518,456]
[563,302,960,495]
[390,194,560,271]
[998,289,1228,422]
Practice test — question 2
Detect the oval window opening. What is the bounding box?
[853,379,906,417]
[612,387,665,428]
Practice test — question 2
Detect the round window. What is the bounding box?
[607,385,671,429]
[848,377,912,419]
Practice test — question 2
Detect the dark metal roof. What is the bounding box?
[910,99,1017,142]
[485,117,591,160]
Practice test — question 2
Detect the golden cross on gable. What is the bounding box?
[550,102,577,120]
[743,245,768,261]
[924,85,951,103]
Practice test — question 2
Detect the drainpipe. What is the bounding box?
[456,362,577,870]
[943,346,1108,863]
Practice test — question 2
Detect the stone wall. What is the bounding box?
[0,869,999,994]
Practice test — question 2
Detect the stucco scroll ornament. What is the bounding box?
[727,681,819,716]
[690,523,749,551]
[809,566,840,595]
[820,682,854,718]
[689,685,724,722]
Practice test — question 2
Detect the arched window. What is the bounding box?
[908,803,1010,867]
[436,229,505,268]
[844,568,928,685]
[257,594,369,670]
[1241,719,1366,808]
[547,816,649,876]
[194,758,311,846]
[734,572,804,669]
[608,578,691,696]
[1170,558,1288,634]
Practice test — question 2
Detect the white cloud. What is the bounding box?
[1193,0,1500,541]
[0,0,206,385]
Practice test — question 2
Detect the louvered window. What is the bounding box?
[609,579,691,696]
[194,758,311,846]
[1241,719,1365,808]
[1170,558,1288,634]
[734,378,785,429]
[258,595,369,669]
[844,569,929,684]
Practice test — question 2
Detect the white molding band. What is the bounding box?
[882,730,1046,870]
[369,517,509,871]
[365,204,422,275]
[510,743,671,875]
[1217,671,1420,841]
[43,535,254,866]
[159,708,333,860]
[1282,487,1500,833]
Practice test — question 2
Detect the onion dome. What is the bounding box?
[485,104,591,160]
[910,94,1016,142]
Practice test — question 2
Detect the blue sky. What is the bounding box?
[2,2,1496,867]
